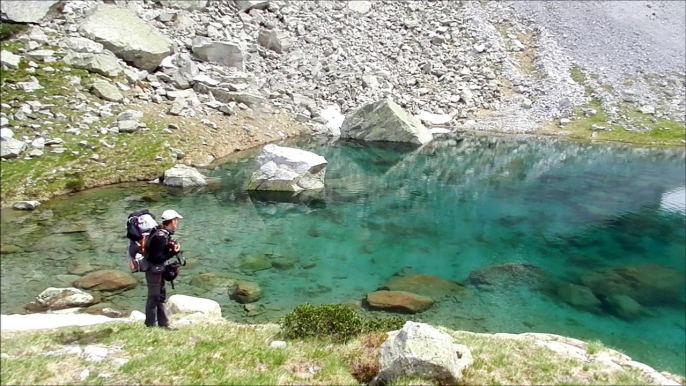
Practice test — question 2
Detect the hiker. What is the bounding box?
[144,209,184,330]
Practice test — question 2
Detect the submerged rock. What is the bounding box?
[80,4,173,71]
[340,99,433,146]
[604,294,651,320]
[555,283,602,313]
[229,280,263,303]
[467,263,553,291]
[379,274,467,300]
[366,290,434,314]
[247,144,328,192]
[581,264,685,306]
[239,253,273,272]
[189,273,238,291]
[372,321,473,386]
[73,270,137,292]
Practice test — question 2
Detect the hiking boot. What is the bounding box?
[159,324,178,331]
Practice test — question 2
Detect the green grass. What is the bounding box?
[1,320,679,386]
[585,340,606,355]
[0,23,29,42]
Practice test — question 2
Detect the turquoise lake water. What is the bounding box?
[1,133,685,375]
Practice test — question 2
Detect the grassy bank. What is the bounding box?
[1,318,679,386]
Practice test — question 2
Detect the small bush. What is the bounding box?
[349,354,380,384]
[0,23,29,41]
[65,174,85,191]
[279,303,405,343]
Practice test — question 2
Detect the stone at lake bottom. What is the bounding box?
[167,294,221,317]
[239,253,273,272]
[366,291,434,314]
[371,321,473,386]
[1,0,61,23]
[73,270,137,292]
[467,263,553,291]
[379,274,467,300]
[163,164,207,188]
[189,273,239,291]
[340,99,433,146]
[80,4,173,71]
[1,244,25,254]
[581,264,685,306]
[68,260,94,276]
[12,201,41,210]
[229,280,263,303]
[555,283,601,313]
[605,294,650,320]
[271,256,297,270]
[247,144,328,192]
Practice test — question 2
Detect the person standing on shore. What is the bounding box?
[143,209,183,330]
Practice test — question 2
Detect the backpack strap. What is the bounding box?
[142,228,171,259]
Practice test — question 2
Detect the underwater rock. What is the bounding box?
[581,264,685,306]
[379,274,467,300]
[604,294,651,321]
[467,263,553,291]
[229,280,262,303]
[68,260,94,276]
[83,303,124,318]
[188,273,239,291]
[555,283,602,313]
[271,256,297,270]
[1,244,25,254]
[73,270,137,292]
[239,253,273,272]
[366,290,434,314]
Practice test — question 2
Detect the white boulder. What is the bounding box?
[1,137,27,159]
[60,37,104,54]
[257,29,293,53]
[0,50,21,69]
[247,144,328,192]
[163,164,207,188]
[234,0,270,12]
[13,200,40,210]
[341,99,433,146]
[80,4,174,72]
[0,0,61,23]
[167,294,221,318]
[1,128,14,139]
[372,321,473,386]
[159,0,207,10]
[31,287,96,311]
[417,111,453,126]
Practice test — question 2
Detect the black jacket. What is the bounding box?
[145,227,175,265]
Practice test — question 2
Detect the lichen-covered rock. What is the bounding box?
[63,52,121,77]
[247,144,327,192]
[90,81,124,102]
[163,164,207,188]
[26,287,96,311]
[366,291,434,314]
[80,4,173,71]
[372,321,473,385]
[340,99,433,146]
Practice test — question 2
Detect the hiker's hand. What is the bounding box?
[172,241,181,253]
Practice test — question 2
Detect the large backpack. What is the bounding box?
[126,209,157,273]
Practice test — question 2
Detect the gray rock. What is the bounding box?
[117,120,139,133]
[31,137,45,149]
[116,110,143,122]
[91,81,124,102]
[12,200,40,210]
[269,340,287,349]
[29,149,43,157]
[80,4,174,72]
[18,77,43,92]
[1,137,27,159]
[63,52,121,77]
[340,99,433,146]
[168,98,187,115]
[25,49,55,62]
[1,128,13,139]
[0,50,21,69]
[28,287,95,311]
[247,144,328,192]
[639,105,656,115]
[163,164,207,187]
[257,29,293,53]
[191,37,245,70]
[234,0,270,12]
[60,37,104,54]
[159,0,207,10]
[0,0,61,23]
[372,322,473,386]
[348,1,372,14]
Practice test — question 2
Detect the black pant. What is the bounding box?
[145,271,169,327]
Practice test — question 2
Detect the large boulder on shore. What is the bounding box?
[366,290,434,314]
[80,4,174,72]
[247,144,327,192]
[167,294,221,317]
[73,270,137,292]
[163,164,207,188]
[1,1,61,23]
[340,99,433,146]
[371,321,473,386]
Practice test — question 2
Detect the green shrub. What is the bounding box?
[65,174,85,191]
[0,23,29,41]
[279,303,405,343]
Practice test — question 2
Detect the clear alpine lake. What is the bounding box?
[1,133,685,375]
